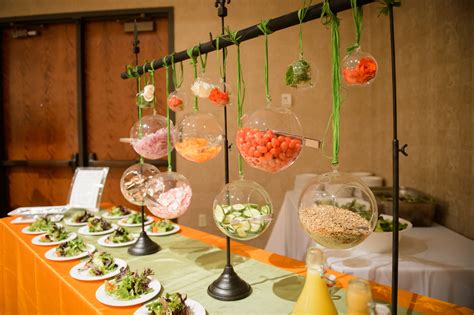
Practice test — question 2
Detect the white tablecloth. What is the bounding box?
[265,189,474,308]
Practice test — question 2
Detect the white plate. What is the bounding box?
[45,244,96,261]
[70,258,127,281]
[31,233,77,246]
[11,216,36,224]
[21,223,63,235]
[145,224,180,236]
[102,210,137,220]
[134,298,205,315]
[78,224,117,236]
[117,216,153,227]
[64,218,89,226]
[97,234,139,248]
[96,279,161,307]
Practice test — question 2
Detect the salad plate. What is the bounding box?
[78,224,117,236]
[31,232,77,246]
[45,244,95,261]
[70,258,127,281]
[21,226,47,235]
[96,278,161,307]
[65,210,96,226]
[102,206,136,220]
[146,223,180,236]
[64,218,89,226]
[97,233,139,248]
[11,216,37,224]
[117,214,154,228]
[134,298,205,315]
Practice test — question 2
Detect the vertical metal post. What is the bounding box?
[76,20,87,167]
[389,5,400,314]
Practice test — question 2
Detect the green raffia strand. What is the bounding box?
[377,0,401,16]
[257,20,273,103]
[216,37,228,80]
[297,0,312,58]
[147,60,157,115]
[225,27,245,178]
[197,43,208,73]
[135,72,144,164]
[321,0,341,167]
[347,0,363,54]
[186,47,199,112]
[171,55,184,89]
[162,56,173,172]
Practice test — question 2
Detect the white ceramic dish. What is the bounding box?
[354,214,412,253]
[78,224,117,236]
[70,258,127,281]
[45,244,95,261]
[11,216,36,224]
[96,279,161,307]
[31,232,77,246]
[133,298,205,315]
[21,223,63,235]
[97,234,139,248]
[102,210,136,220]
[64,218,89,227]
[145,224,180,236]
[117,216,153,228]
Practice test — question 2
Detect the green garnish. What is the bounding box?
[336,199,372,221]
[125,213,147,224]
[105,267,154,300]
[55,238,87,257]
[40,224,69,242]
[80,251,117,276]
[285,59,312,87]
[146,292,188,315]
[106,227,133,243]
[87,217,112,232]
[108,205,131,217]
[72,210,94,223]
[27,216,55,232]
[150,219,174,233]
[375,216,408,232]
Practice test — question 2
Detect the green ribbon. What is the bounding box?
[297,0,312,58]
[162,56,173,172]
[225,27,245,178]
[216,36,228,80]
[321,0,341,167]
[257,20,273,104]
[170,54,184,90]
[134,69,144,164]
[147,60,157,115]
[347,0,363,54]
[186,47,199,112]
[197,43,208,74]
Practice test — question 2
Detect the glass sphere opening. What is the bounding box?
[120,163,160,206]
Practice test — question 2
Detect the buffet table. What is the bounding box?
[1,216,471,315]
[266,189,474,308]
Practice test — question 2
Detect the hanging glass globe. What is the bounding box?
[190,72,215,98]
[341,48,378,86]
[213,179,273,241]
[236,105,304,173]
[285,58,318,89]
[145,171,192,219]
[120,163,160,206]
[130,114,175,160]
[136,84,155,108]
[167,89,187,112]
[175,112,223,163]
[208,80,232,107]
[298,169,378,249]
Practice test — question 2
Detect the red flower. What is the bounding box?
[208,87,230,106]
[168,95,184,111]
[343,57,377,84]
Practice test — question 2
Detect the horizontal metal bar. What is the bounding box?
[2,160,74,167]
[120,0,375,79]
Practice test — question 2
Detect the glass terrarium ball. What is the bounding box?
[145,171,192,219]
[167,89,187,112]
[120,163,160,206]
[236,105,304,173]
[298,170,378,249]
[136,84,155,108]
[285,58,317,89]
[191,73,215,98]
[175,112,223,163]
[208,80,232,107]
[213,179,273,241]
[341,48,378,86]
[130,114,176,160]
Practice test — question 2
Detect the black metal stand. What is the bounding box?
[207,0,252,301]
[127,21,160,256]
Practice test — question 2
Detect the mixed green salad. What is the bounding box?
[149,219,174,233]
[146,292,188,315]
[104,267,154,300]
[40,224,69,243]
[80,251,118,276]
[123,213,147,225]
[87,217,112,232]
[55,238,87,257]
[375,216,408,232]
[106,227,134,244]
[71,210,94,223]
[336,199,372,221]
[27,216,55,232]
[107,205,131,217]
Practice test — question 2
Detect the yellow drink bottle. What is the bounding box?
[292,247,338,315]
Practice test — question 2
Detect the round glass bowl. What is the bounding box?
[130,115,175,160]
[213,179,273,241]
[191,74,215,98]
[298,170,378,249]
[145,171,192,219]
[136,84,155,108]
[175,112,223,163]
[341,48,378,86]
[285,58,317,89]
[208,80,231,107]
[167,89,187,112]
[236,105,304,173]
[120,163,160,206]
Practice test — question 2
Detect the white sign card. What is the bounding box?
[67,167,109,212]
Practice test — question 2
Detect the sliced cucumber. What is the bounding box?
[232,204,246,211]
[214,206,225,223]
[223,205,232,214]
[236,227,247,238]
[250,222,261,233]
[247,203,259,209]
[260,205,271,215]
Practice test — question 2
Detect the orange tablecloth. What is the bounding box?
[0,216,471,315]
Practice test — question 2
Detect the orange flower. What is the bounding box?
[168,95,184,111]
[208,87,230,106]
[343,57,377,84]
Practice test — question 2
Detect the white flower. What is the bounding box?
[191,79,213,98]
[143,84,155,102]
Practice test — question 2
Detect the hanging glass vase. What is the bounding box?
[167,89,187,112]
[342,48,378,86]
[208,79,232,107]
[120,163,160,206]
[190,72,215,98]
